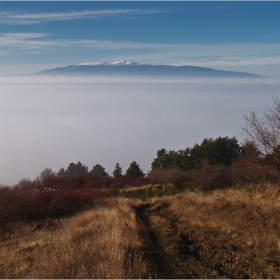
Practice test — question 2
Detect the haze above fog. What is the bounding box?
[0,75,279,185]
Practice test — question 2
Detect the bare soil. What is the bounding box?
[136,201,280,279]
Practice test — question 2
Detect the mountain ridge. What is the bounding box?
[35,61,264,78]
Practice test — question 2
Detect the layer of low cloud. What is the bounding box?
[0,75,279,185]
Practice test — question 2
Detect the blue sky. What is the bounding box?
[1,1,280,77]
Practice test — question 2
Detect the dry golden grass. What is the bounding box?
[0,197,149,279]
[166,183,280,258]
[120,183,173,193]
[2,182,279,278]
[136,183,280,278]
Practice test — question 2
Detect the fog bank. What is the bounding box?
[0,75,279,185]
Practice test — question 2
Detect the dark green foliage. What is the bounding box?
[191,136,240,168]
[56,168,68,178]
[66,161,89,176]
[151,136,240,171]
[125,161,145,180]
[113,163,122,177]
[151,148,173,169]
[89,164,109,178]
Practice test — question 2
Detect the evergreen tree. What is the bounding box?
[151,148,171,170]
[66,161,88,176]
[125,161,145,180]
[90,164,109,178]
[56,168,68,178]
[151,136,240,171]
[113,163,122,177]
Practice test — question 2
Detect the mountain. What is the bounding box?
[35,61,263,78]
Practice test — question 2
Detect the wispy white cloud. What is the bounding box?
[0,33,52,49]
[0,9,166,25]
[2,33,280,63]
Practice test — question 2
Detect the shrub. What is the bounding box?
[147,169,169,184]
[168,169,192,188]
[148,169,192,188]
[129,177,151,187]
[191,162,232,191]
[230,159,279,185]
[0,186,20,240]
[0,176,113,232]
[110,176,128,189]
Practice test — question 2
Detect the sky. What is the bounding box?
[0,1,280,77]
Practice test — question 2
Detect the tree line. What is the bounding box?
[52,135,240,182]
[151,136,240,171]
[56,161,145,180]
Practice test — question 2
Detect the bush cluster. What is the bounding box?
[0,175,115,240]
[148,156,279,192]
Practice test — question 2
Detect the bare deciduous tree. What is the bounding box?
[242,95,280,174]
[34,168,56,186]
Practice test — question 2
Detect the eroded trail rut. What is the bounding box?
[136,202,251,279]
[136,203,184,278]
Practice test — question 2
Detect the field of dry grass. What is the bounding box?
[1,182,280,278]
[137,183,280,278]
[0,197,149,279]
[168,183,280,255]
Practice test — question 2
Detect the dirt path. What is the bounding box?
[136,202,226,278]
[136,202,186,278]
[136,201,276,279]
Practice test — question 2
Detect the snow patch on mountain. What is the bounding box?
[77,61,139,66]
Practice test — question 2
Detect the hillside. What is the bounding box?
[136,185,280,278]
[0,182,280,278]
[35,61,263,78]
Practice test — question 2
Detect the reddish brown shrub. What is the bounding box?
[147,169,167,184]
[30,186,111,220]
[67,175,87,189]
[191,162,232,191]
[0,176,113,229]
[129,177,151,187]
[148,169,192,188]
[43,177,67,189]
[0,186,22,240]
[230,159,279,185]
[110,176,128,188]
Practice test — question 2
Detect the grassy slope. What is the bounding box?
[0,197,149,279]
[136,183,280,278]
[1,183,280,278]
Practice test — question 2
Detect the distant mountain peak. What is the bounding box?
[77,61,139,66]
[35,62,264,78]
